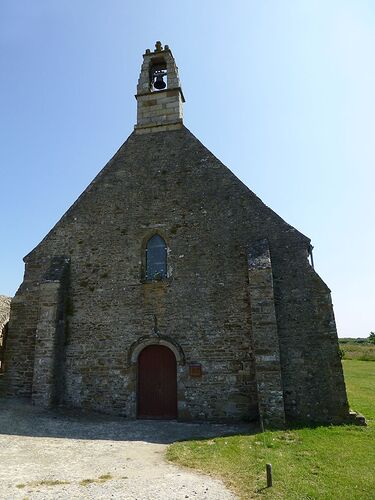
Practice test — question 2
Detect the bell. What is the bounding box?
[154,74,166,90]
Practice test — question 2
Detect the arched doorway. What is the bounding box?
[137,345,177,419]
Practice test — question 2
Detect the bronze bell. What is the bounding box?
[154,74,166,90]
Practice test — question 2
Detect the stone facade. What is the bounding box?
[0,295,11,375]
[2,42,353,426]
[0,296,11,332]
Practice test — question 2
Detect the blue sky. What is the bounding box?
[1,1,374,337]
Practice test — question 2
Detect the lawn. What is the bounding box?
[339,340,375,361]
[167,360,375,499]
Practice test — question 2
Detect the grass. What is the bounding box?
[16,474,112,490]
[79,473,113,486]
[339,340,375,361]
[16,479,70,489]
[343,360,375,423]
[167,359,375,499]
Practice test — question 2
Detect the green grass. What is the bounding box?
[79,473,113,486]
[167,360,375,499]
[343,360,375,421]
[339,340,375,361]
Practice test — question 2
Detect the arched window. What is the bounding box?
[146,235,167,280]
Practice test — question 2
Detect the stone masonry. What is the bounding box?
[135,41,184,134]
[32,257,70,407]
[247,239,285,427]
[2,42,353,427]
[0,295,11,377]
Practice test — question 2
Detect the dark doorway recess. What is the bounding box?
[137,345,177,419]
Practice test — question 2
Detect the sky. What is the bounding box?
[1,0,374,337]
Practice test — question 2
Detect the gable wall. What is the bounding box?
[4,127,348,422]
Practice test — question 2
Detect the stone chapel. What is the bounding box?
[2,42,355,427]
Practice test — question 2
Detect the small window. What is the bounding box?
[146,235,167,280]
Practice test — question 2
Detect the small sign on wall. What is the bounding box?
[189,363,202,378]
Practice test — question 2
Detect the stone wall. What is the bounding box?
[0,295,11,375]
[31,257,70,407]
[273,259,349,423]
[2,282,40,396]
[3,126,350,423]
[247,240,285,427]
[0,296,11,330]
[136,90,184,131]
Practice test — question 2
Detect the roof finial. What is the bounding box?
[155,41,163,52]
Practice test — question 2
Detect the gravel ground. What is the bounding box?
[0,399,250,499]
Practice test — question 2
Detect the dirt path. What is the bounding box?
[0,399,249,499]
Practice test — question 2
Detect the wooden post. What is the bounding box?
[266,463,273,487]
[259,415,264,433]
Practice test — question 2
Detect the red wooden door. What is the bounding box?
[137,345,177,419]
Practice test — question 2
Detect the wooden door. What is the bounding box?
[137,345,177,419]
